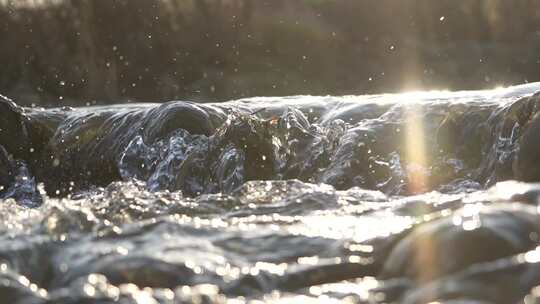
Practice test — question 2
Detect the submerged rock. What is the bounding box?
[381,203,540,282]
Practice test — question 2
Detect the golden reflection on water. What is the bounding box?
[404,103,429,194]
[401,83,439,284]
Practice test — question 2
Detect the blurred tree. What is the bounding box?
[0,0,539,106]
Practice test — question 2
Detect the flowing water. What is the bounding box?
[3,83,540,303]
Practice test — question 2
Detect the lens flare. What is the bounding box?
[404,104,429,194]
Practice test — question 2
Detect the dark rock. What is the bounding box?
[381,204,540,283]
[142,101,224,139]
[0,95,30,160]
[515,103,540,182]
[0,145,14,194]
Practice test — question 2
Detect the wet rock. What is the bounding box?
[0,95,30,159]
[86,257,198,289]
[142,101,224,139]
[381,204,540,283]
[43,102,226,195]
[515,102,540,182]
[480,92,540,185]
[395,246,540,304]
[215,113,277,182]
[435,106,490,167]
[0,145,14,194]
[0,96,59,203]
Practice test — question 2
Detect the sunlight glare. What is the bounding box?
[404,104,429,194]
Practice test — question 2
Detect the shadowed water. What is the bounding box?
[2,84,540,303]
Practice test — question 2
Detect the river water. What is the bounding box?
[2,83,540,303]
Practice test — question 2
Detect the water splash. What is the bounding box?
[1,84,540,302]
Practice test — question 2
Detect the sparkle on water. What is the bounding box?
[2,83,540,302]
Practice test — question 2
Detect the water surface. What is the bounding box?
[2,83,540,303]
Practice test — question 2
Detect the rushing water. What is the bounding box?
[3,84,540,303]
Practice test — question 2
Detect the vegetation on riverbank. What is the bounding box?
[1,0,539,106]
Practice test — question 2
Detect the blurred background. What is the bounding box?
[1,0,540,107]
